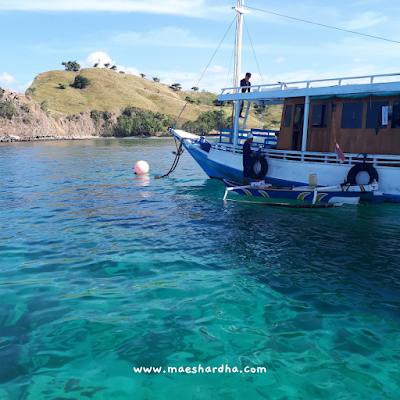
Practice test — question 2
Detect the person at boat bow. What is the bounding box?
[243,133,255,185]
[239,72,251,118]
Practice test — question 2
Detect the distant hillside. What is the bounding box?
[26,68,282,129]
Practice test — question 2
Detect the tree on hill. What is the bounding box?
[253,103,264,115]
[140,73,146,78]
[93,63,99,67]
[104,63,111,68]
[182,110,231,134]
[119,71,125,74]
[0,101,17,119]
[110,65,117,71]
[72,75,91,89]
[90,110,100,124]
[191,86,199,91]
[62,61,80,71]
[153,77,160,82]
[111,107,172,137]
[213,99,232,107]
[170,83,182,91]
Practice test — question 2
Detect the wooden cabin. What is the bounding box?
[277,95,400,155]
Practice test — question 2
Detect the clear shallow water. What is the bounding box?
[0,138,399,400]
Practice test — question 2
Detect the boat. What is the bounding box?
[170,0,400,203]
[222,179,379,205]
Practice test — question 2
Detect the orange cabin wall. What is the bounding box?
[277,95,400,155]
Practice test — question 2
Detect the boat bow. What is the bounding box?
[170,128,200,142]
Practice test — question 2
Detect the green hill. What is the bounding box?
[26,68,282,129]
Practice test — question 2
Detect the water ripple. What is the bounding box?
[0,139,399,399]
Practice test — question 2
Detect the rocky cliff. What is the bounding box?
[0,88,120,142]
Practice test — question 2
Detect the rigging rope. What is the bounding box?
[160,15,237,179]
[225,44,235,89]
[171,15,237,130]
[246,5,400,45]
[244,18,264,85]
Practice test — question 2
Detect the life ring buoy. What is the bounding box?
[347,163,378,185]
[250,156,268,180]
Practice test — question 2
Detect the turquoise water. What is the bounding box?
[0,138,399,400]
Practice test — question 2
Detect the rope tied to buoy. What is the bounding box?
[154,137,185,179]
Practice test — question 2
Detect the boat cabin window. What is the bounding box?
[311,104,328,128]
[341,103,363,129]
[283,105,292,127]
[392,101,400,128]
[366,101,388,129]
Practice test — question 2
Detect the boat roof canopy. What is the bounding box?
[218,73,400,102]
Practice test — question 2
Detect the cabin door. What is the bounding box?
[292,104,304,151]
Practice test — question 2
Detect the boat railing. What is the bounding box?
[211,144,400,167]
[219,128,249,143]
[220,72,400,96]
[219,128,278,147]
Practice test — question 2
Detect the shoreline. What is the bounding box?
[0,135,175,144]
[0,134,219,144]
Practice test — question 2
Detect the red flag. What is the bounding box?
[332,117,345,162]
[335,139,346,162]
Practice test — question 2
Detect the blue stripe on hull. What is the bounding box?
[223,180,361,203]
[186,144,243,181]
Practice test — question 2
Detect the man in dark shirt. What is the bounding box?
[239,72,251,118]
[243,133,254,185]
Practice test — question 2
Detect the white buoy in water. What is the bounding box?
[134,160,149,174]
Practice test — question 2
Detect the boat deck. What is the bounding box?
[218,73,400,103]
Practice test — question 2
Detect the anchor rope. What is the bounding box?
[156,137,185,179]
[161,16,237,179]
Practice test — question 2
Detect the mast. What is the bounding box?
[232,1,250,145]
[232,0,251,90]
[233,0,241,91]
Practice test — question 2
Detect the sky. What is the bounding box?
[1,0,400,94]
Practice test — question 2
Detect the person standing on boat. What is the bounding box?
[243,133,255,185]
[239,72,251,118]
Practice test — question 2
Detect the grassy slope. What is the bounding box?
[27,68,282,128]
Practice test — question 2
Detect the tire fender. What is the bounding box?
[250,156,268,180]
[347,163,378,185]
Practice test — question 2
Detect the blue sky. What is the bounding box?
[1,0,400,94]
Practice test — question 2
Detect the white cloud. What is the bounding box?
[80,51,141,76]
[0,0,226,18]
[0,72,18,86]
[343,11,387,30]
[146,66,272,93]
[0,73,32,93]
[113,27,219,49]
[19,80,33,92]
[124,67,141,75]
[267,65,400,88]
[274,57,284,63]
[144,64,226,92]
[81,51,116,68]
